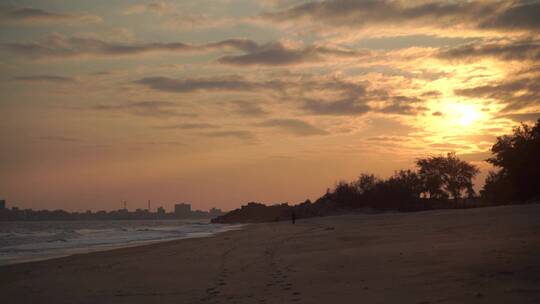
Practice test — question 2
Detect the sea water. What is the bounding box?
[0,220,242,265]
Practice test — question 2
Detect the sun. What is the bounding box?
[421,102,488,139]
[455,104,481,126]
[444,102,484,127]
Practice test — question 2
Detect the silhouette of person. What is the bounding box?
[292,211,296,224]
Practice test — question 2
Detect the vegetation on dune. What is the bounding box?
[481,119,540,203]
[213,119,540,224]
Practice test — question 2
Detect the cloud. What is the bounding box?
[264,0,540,34]
[12,74,77,83]
[430,142,471,150]
[136,75,375,116]
[302,98,371,116]
[439,38,540,61]
[0,7,102,25]
[123,2,234,31]
[136,74,427,116]
[155,123,218,130]
[2,34,196,59]
[498,112,540,123]
[455,70,540,112]
[200,130,256,141]
[256,118,327,136]
[217,42,370,66]
[478,1,540,31]
[378,96,428,116]
[123,2,172,15]
[366,136,410,142]
[228,100,269,117]
[1,34,368,65]
[91,101,195,118]
[207,39,261,52]
[135,76,267,93]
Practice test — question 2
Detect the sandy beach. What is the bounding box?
[1,204,539,304]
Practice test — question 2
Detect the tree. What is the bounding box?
[484,119,540,201]
[416,153,479,199]
[480,171,513,204]
[388,169,424,199]
[352,173,380,194]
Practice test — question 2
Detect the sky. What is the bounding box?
[0,0,539,212]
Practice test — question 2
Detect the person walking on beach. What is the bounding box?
[292,211,296,224]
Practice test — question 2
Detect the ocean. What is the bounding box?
[0,220,242,265]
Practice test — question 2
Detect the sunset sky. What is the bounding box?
[1,0,539,212]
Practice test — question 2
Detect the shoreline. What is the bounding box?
[0,223,244,266]
[1,204,539,303]
[0,227,246,269]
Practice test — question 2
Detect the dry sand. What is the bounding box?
[1,204,539,304]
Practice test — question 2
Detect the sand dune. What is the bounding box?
[1,204,539,303]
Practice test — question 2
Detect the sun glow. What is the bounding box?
[419,101,489,142]
[455,104,481,126]
[440,102,485,127]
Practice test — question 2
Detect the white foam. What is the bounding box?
[0,220,242,265]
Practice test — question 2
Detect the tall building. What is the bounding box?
[174,203,191,217]
[0,200,5,210]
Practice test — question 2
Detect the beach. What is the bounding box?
[1,204,539,304]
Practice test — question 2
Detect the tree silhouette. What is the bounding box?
[484,119,540,201]
[388,169,423,199]
[416,153,479,199]
[352,173,380,195]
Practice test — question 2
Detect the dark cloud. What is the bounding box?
[136,74,427,116]
[0,7,102,25]
[91,101,195,118]
[379,96,428,116]
[12,74,77,83]
[207,39,260,52]
[478,1,540,31]
[2,33,368,65]
[455,71,540,112]
[302,98,370,116]
[439,38,540,61]
[135,76,267,93]
[2,34,195,59]
[421,90,442,98]
[256,118,327,136]
[265,0,540,32]
[228,100,269,117]
[135,75,364,96]
[499,112,540,123]
[218,42,369,66]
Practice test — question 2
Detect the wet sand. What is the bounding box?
[1,204,539,304]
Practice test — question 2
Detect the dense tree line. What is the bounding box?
[481,119,540,203]
[214,119,540,223]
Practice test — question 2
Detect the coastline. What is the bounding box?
[0,224,244,266]
[1,204,539,303]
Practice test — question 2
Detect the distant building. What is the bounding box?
[157,206,166,217]
[0,200,5,210]
[174,203,191,217]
